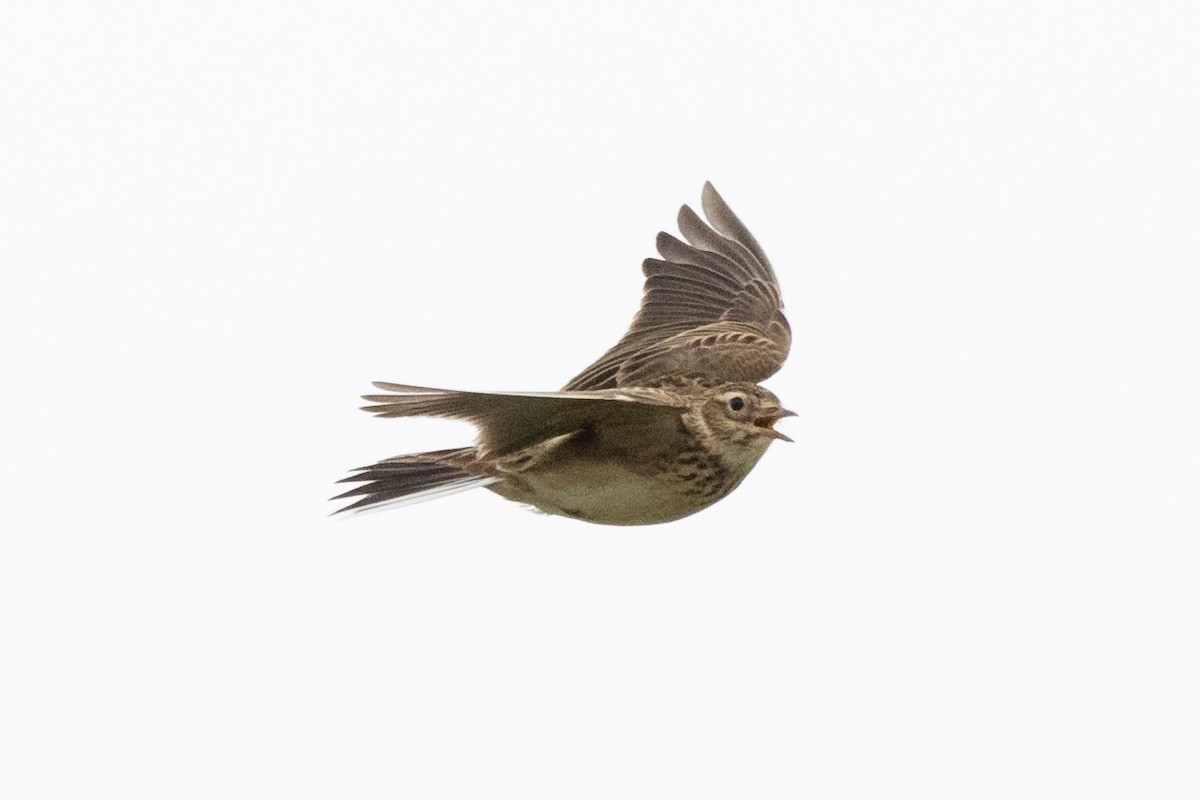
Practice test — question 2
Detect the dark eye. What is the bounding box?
[729,396,745,412]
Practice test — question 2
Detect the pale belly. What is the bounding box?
[487,454,752,526]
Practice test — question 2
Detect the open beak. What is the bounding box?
[754,408,797,442]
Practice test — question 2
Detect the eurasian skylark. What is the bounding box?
[334,182,793,525]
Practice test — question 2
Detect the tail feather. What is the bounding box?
[331,447,496,515]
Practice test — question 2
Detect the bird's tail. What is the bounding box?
[331,447,497,515]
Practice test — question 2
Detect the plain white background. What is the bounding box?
[3,2,1198,797]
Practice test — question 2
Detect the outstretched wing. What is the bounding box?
[563,182,790,391]
[360,383,686,459]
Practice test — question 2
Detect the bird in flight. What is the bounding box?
[333,182,793,525]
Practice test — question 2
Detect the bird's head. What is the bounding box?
[697,383,795,452]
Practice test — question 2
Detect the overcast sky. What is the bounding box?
[3,2,1199,798]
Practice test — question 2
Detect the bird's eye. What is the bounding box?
[729,396,745,412]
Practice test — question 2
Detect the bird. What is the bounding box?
[333,182,793,525]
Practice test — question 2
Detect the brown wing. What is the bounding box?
[360,383,687,459]
[563,182,790,390]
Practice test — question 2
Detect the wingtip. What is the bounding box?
[700,181,728,216]
[654,230,677,259]
[369,382,448,395]
[676,202,702,229]
[359,404,395,415]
